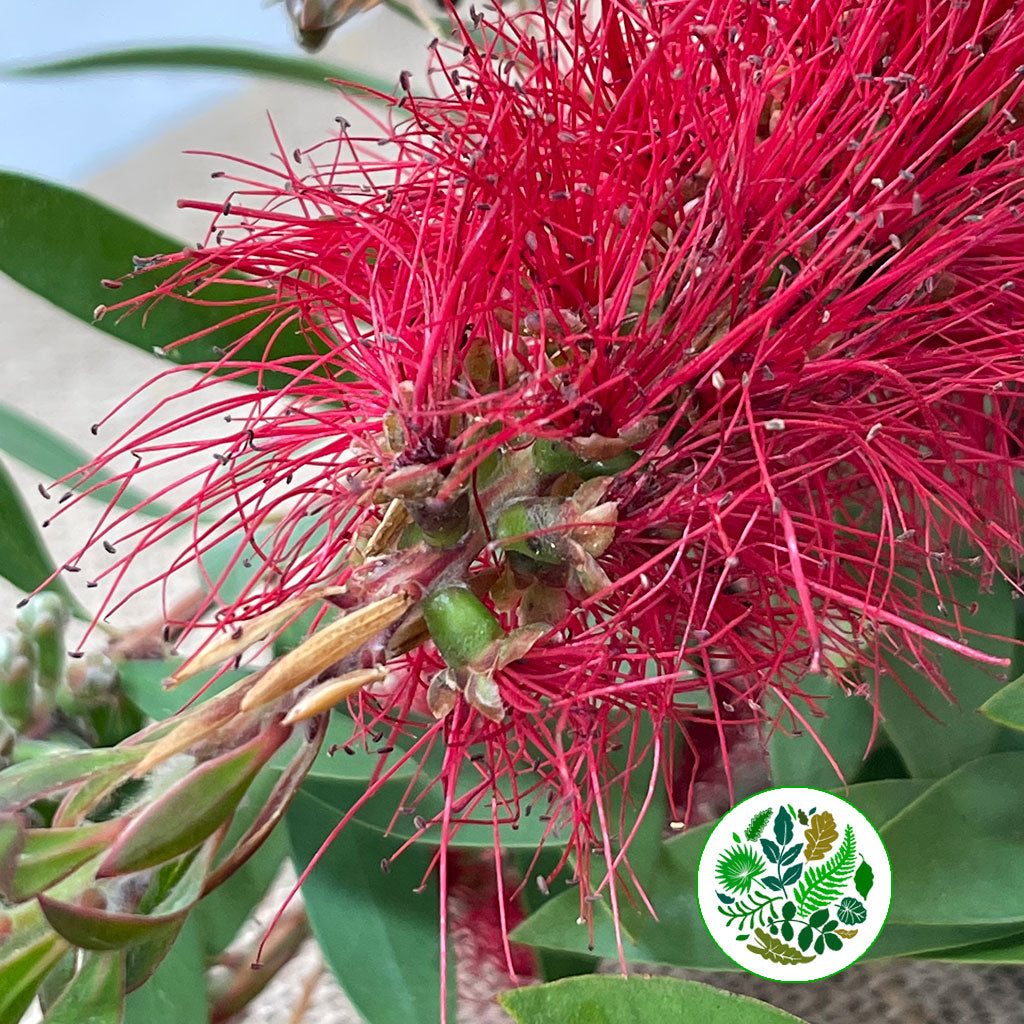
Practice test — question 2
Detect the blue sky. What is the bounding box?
[1,0,304,182]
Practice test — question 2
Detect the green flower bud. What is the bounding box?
[16,592,68,696]
[0,631,37,732]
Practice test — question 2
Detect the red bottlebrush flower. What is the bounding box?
[43,0,1024,1010]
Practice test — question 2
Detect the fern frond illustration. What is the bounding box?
[717,890,781,930]
[745,807,772,841]
[793,824,856,914]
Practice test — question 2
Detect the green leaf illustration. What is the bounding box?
[745,808,772,841]
[774,807,794,847]
[794,825,856,915]
[836,898,867,925]
[781,863,804,886]
[803,812,838,862]
[746,927,815,965]
[854,858,875,900]
[797,925,813,951]
[835,928,859,939]
[715,845,766,895]
[717,891,781,931]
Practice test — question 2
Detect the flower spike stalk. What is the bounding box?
[31,0,1024,1015]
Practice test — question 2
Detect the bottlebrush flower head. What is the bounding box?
[42,0,1024,991]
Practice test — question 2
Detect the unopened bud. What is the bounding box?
[16,593,68,696]
[0,632,37,732]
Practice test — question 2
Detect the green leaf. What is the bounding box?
[98,726,285,876]
[5,820,120,902]
[124,916,207,1024]
[980,673,1024,733]
[38,896,186,952]
[194,826,287,958]
[768,676,875,787]
[772,806,794,847]
[42,952,124,1024]
[918,930,1024,963]
[286,789,455,1024]
[0,172,314,393]
[193,766,289,957]
[11,45,393,95]
[500,975,811,1024]
[0,457,80,611]
[0,404,171,518]
[854,858,874,901]
[882,752,1024,925]
[878,574,1024,777]
[115,659,250,721]
[0,747,143,813]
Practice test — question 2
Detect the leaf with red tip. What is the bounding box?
[0,747,143,813]
[97,723,290,877]
[41,951,124,1024]
[202,712,326,895]
[38,895,186,952]
[5,821,121,902]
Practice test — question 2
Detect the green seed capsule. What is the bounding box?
[494,499,565,565]
[422,587,504,670]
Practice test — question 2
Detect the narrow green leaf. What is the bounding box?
[193,765,288,957]
[0,747,143,813]
[0,457,80,611]
[98,725,286,876]
[39,895,186,951]
[0,403,172,519]
[500,975,811,1024]
[7,821,120,902]
[980,673,1024,733]
[918,930,1024,963]
[10,45,393,95]
[0,172,315,392]
[194,826,287,958]
[42,951,124,1024]
[286,790,455,1024]
[882,752,1024,926]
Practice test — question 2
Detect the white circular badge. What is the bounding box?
[696,787,892,982]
